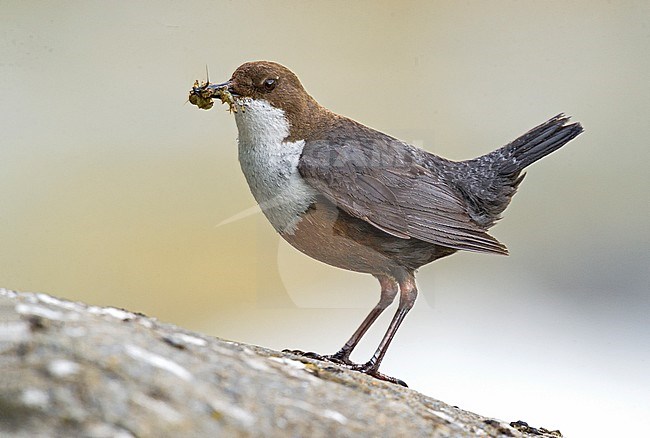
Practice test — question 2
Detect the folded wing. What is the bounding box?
[298,122,508,255]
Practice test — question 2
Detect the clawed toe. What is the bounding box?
[283,349,407,386]
[282,349,327,361]
[283,349,338,363]
[324,351,355,366]
[352,362,408,387]
[371,371,408,387]
[283,349,356,367]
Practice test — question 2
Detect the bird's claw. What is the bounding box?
[282,349,351,365]
[351,362,409,387]
[282,349,407,387]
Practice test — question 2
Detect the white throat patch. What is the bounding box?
[234,98,317,234]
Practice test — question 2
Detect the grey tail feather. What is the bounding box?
[496,113,583,175]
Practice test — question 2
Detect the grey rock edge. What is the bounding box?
[0,289,561,438]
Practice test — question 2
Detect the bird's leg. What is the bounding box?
[352,271,417,387]
[283,275,398,366]
[326,275,399,365]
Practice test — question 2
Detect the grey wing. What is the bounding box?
[298,136,508,255]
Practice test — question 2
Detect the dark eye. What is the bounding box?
[263,77,277,91]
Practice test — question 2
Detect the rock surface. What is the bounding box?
[0,289,561,437]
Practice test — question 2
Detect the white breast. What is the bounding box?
[234,98,317,234]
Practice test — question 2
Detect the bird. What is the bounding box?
[189,61,583,386]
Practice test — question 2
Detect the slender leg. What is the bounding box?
[283,275,398,365]
[284,271,417,387]
[354,270,417,387]
[328,275,399,364]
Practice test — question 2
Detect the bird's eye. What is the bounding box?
[263,77,277,91]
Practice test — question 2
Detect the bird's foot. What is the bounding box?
[282,349,355,367]
[283,349,408,387]
[351,362,409,387]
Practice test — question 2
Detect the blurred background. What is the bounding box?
[1,1,648,436]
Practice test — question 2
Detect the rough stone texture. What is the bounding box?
[0,289,562,437]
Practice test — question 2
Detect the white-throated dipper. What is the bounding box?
[189,61,583,386]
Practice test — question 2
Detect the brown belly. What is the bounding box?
[281,198,456,277]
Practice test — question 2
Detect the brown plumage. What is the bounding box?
[195,61,583,386]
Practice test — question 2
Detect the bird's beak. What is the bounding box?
[189,80,239,111]
[205,81,236,97]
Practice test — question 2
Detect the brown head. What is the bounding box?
[227,61,334,141]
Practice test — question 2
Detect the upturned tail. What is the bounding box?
[455,114,583,228]
[493,113,583,175]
